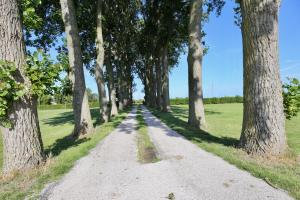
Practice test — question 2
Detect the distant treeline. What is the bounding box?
[38,96,243,110]
[170,96,243,105]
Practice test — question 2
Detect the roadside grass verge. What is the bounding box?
[136,106,159,163]
[149,104,300,199]
[0,107,130,200]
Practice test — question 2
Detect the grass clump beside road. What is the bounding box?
[136,106,159,163]
[150,103,300,199]
[0,107,130,200]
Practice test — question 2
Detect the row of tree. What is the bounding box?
[0,0,296,174]
[0,0,139,173]
[140,0,288,156]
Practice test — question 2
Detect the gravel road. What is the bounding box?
[40,106,293,200]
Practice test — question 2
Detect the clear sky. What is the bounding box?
[51,0,300,100]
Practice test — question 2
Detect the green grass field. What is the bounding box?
[150,103,300,199]
[0,108,129,200]
[170,104,300,154]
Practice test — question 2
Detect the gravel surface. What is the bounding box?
[39,106,293,200]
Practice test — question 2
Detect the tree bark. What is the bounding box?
[145,59,151,106]
[95,0,109,122]
[239,0,286,155]
[149,60,156,108]
[187,0,206,129]
[107,49,118,116]
[122,82,128,107]
[0,0,44,173]
[162,46,170,112]
[144,76,149,105]
[122,67,131,107]
[126,75,133,106]
[155,54,162,110]
[117,67,124,111]
[60,0,93,137]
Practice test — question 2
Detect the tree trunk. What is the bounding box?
[239,0,286,155]
[107,49,118,116]
[144,77,149,105]
[95,0,109,122]
[123,68,130,107]
[187,0,206,129]
[129,78,133,106]
[145,60,151,106]
[0,0,44,173]
[118,68,124,111]
[149,61,156,107]
[123,82,128,107]
[155,54,162,110]
[162,46,170,112]
[60,0,93,137]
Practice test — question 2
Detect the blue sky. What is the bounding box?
[48,0,300,100]
[131,0,300,100]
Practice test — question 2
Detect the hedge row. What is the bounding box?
[38,101,99,110]
[170,96,243,105]
[38,96,243,110]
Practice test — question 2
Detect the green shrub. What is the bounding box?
[283,78,300,119]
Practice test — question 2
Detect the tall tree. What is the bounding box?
[60,0,93,137]
[188,0,206,129]
[0,0,44,172]
[187,0,224,128]
[155,53,162,109]
[239,0,286,155]
[95,0,109,122]
[161,46,170,112]
[139,0,188,110]
[107,43,118,116]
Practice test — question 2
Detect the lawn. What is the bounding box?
[0,108,129,200]
[150,103,300,199]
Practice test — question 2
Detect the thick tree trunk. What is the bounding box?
[95,0,109,122]
[187,0,206,129]
[162,46,170,112]
[239,0,286,155]
[155,54,162,110]
[0,0,44,173]
[107,50,118,116]
[60,0,93,137]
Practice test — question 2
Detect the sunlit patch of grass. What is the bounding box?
[150,104,300,199]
